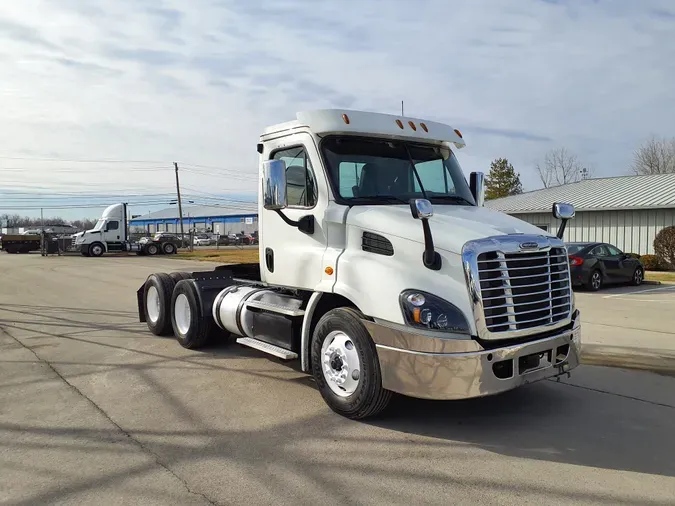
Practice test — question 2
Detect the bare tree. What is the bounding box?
[535,147,592,188]
[630,136,675,175]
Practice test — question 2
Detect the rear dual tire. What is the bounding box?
[143,271,193,336]
[171,280,217,349]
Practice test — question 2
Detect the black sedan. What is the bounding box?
[566,242,645,291]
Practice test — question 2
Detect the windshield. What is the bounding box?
[91,219,105,232]
[321,136,476,206]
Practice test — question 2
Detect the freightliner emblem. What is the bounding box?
[519,242,539,250]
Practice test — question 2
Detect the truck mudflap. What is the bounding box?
[137,284,147,323]
[366,310,582,401]
[136,263,262,323]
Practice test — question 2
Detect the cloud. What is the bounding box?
[0,0,674,218]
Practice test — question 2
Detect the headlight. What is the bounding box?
[399,290,470,334]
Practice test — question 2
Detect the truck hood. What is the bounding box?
[346,205,553,254]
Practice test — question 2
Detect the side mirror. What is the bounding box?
[552,202,575,220]
[263,160,287,210]
[470,172,485,207]
[552,202,575,239]
[409,199,433,219]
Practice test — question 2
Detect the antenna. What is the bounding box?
[401,100,404,116]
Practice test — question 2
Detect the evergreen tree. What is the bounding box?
[485,158,523,200]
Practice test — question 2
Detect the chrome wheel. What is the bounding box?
[591,271,602,290]
[321,331,361,397]
[90,244,103,256]
[174,293,191,335]
[146,285,160,323]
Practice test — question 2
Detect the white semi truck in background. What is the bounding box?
[74,203,181,257]
[136,109,581,419]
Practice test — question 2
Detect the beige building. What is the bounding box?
[486,173,675,255]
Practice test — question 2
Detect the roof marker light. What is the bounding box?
[454,128,463,138]
[420,122,428,132]
[342,113,350,125]
[395,119,404,129]
[408,121,417,131]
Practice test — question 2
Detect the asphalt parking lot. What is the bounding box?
[574,283,675,372]
[1,254,674,505]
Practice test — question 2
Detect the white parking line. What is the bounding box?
[603,285,675,299]
[611,298,673,303]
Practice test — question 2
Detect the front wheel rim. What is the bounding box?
[321,331,361,397]
[92,245,102,255]
[174,293,191,335]
[146,286,160,323]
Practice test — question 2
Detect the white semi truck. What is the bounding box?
[136,109,581,419]
[74,203,181,257]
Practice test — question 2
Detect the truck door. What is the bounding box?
[104,220,124,252]
[260,132,328,290]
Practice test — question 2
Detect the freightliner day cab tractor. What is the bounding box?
[74,203,180,257]
[136,109,581,419]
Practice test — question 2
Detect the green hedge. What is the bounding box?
[640,254,666,271]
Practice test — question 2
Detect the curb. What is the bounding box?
[581,344,675,376]
[642,280,661,285]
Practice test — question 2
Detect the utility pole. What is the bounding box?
[401,100,404,116]
[174,162,185,246]
[40,208,44,256]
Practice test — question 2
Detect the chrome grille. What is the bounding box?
[477,247,571,333]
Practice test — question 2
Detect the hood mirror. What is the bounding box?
[552,202,575,220]
[409,199,433,219]
[409,199,441,271]
[552,202,575,239]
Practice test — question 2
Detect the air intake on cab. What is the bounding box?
[361,232,394,256]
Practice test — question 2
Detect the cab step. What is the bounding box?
[244,299,305,317]
[236,337,298,360]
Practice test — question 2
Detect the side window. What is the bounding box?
[606,245,622,256]
[413,159,453,194]
[591,245,608,256]
[273,146,317,208]
[107,221,119,231]
[338,162,365,197]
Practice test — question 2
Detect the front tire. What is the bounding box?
[171,279,213,349]
[143,273,175,336]
[587,270,603,291]
[631,266,644,286]
[89,242,105,257]
[311,307,392,420]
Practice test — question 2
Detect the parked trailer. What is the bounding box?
[136,109,582,419]
[0,234,41,254]
[73,203,181,257]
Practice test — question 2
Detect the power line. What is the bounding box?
[0,156,167,164]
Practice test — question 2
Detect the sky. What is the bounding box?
[1,0,674,220]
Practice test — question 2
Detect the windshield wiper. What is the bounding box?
[430,195,474,206]
[351,195,410,205]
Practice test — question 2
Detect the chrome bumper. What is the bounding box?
[364,312,581,401]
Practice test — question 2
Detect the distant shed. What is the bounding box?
[129,205,258,235]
